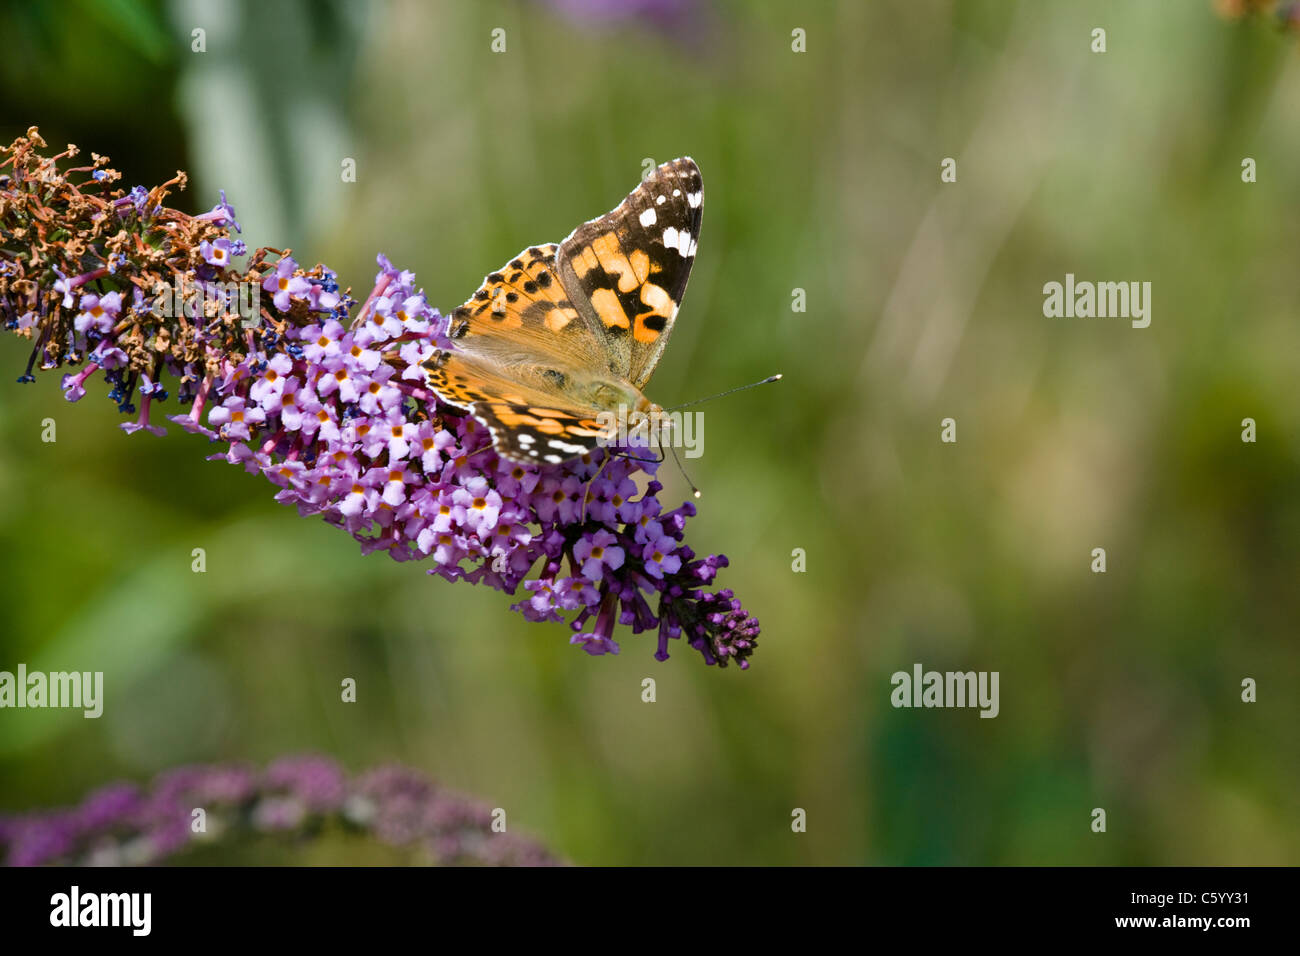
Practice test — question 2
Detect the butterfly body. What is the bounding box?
[423,158,702,464]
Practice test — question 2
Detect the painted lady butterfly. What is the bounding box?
[423,158,703,464]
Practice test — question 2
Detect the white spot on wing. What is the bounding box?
[543,454,562,464]
[687,191,702,208]
[672,189,681,197]
[676,229,693,257]
[639,207,656,227]
[656,194,666,205]
[662,226,679,249]
[547,439,588,456]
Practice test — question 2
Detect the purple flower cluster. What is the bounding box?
[540,0,706,38]
[1,130,758,666]
[172,251,755,665]
[0,755,560,866]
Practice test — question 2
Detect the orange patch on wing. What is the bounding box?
[570,246,600,278]
[590,288,630,329]
[634,282,674,343]
[492,408,536,427]
[546,306,580,333]
[629,249,651,284]
[591,232,641,293]
[488,405,565,436]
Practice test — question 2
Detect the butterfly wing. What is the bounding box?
[425,349,611,463]
[556,157,703,389]
[440,242,613,374]
[425,242,618,462]
[422,158,703,462]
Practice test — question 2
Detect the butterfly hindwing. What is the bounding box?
[424,349,611,463]
[556,157,702,388]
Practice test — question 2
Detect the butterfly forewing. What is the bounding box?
[556,157,702,389]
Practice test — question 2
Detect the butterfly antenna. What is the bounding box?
[668,443,701,499]
[664,373,783,411]
[656,373,781,497]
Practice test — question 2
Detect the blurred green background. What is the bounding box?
[2,0,1298,865]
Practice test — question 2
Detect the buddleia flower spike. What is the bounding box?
[0,130,759,667]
